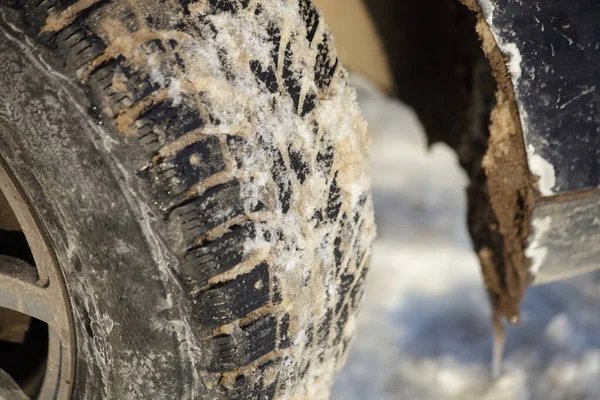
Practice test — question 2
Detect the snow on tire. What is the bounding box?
[0,0,375,398]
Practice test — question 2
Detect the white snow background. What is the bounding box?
[331,76,600,400]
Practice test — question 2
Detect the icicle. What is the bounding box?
[492,312,520,378]
[491,313,505,378]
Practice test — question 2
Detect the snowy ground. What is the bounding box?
[332,77,600,400]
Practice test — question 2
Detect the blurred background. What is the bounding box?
[310,1,600,399]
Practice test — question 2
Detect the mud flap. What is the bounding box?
[465,0,600,374]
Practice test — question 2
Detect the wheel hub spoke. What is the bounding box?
[0,158,74,399]
[0,256,62,329]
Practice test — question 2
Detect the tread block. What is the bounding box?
[88,58,120,107]
[349,258,368,310]
[209,0,250,13]
[298,0,319,43]
[267,24,281,66]
[301,91,316,116]
[250,60,278,94]
[317,309,332,346]
[103,61,163,116]
[21,0,58,30]
[224,384,276,400]
[149,136,226,196]
[209,315,277,371]
[316,138,334,178]
[270,149,292,213]
[217,47,235,81]
[181,223,254,286]
[195,263,270,327]
[333,236,343,275]
[333,305,349,346]
[55,22,107,70]
[271,275,282,304]
[288,146,309,184]
[353,194,368,223]
[335,274,354,313]
[303,324,314,349]
[135,98,206,153]
[314,34,338,89]
[225,135,248,169]
[167,40,187,71]
[326,173,342,220]
[172,180,244,248]
[282,42,301,112]
[277,313,291,349]
[219,374,276,400]
[248,23,280,93]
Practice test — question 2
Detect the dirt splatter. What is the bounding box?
[42,0,105,33]
[458,0,535,327]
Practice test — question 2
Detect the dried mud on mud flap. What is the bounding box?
[450,0,534,336]
[358,0,536,334]
[468,0,600,286]
[475,11,533,328]
[460,0,600,375]
[0,0,375,399]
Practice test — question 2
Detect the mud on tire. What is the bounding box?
[0,0,375,398]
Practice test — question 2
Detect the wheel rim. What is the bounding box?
[0,157,74,399]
